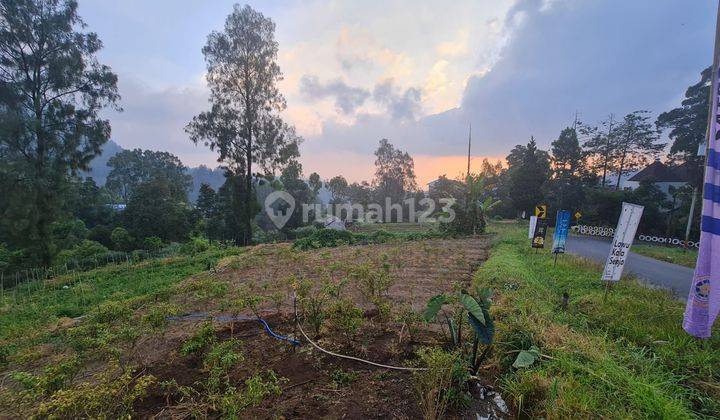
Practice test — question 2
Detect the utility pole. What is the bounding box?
[467,123,472,179]
[601,113,615,188]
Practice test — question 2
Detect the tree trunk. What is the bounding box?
[615,153,626,191]
[244,127,253,246]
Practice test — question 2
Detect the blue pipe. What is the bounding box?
[255,317,301,346]
[168,312,300,346]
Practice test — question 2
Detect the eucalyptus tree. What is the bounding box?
[612,111,664,190]
[186,5,300,245]
[0,0,119,264]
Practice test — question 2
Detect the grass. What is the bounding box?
[479,222,719,418]
[0,247,242,363]
[631,244,698,268]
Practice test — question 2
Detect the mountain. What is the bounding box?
[187,165,226,202]
[80,139,124,185]
[81,140,226,203]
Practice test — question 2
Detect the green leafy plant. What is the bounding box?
[327,298,364,338]
[181,322,217,355]
[241,370,285,407]
[330,368,358,387]
[35,363,155,418]
[423,287,495,374]
[512,345,541,369]
[350,256,394,317]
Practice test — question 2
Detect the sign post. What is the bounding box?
[602,202,644,298]
[529,216,538,240]
[532,205,548,250]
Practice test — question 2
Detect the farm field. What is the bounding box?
[0,233,501,418]
[0,223,718,418]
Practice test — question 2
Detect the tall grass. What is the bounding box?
[478,222,719,418]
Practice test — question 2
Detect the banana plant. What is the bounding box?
[423,287,494,373]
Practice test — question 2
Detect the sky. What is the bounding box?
[80,0,716,186]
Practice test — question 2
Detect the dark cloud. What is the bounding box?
[299,75,370,114]
[372,79,422,121]
[458,0,714,156]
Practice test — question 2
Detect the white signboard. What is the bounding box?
[529,216,538,239]
[602,202,644,282]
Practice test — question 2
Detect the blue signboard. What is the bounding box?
[552,210,571,254]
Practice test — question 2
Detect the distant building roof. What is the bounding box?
[628,160,690,183]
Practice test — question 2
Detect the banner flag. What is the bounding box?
[602,202,644,282]
[529,216,538,240]
[552,210,571,254]
[532,218,548,249]
[683,21,720,337]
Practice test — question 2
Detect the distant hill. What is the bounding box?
[81,140,226,203]
[80,140,124,185]
[187,165,226,202]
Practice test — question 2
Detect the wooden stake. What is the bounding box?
[603,281,612,302]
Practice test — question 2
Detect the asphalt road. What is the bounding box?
[565,235,694,299]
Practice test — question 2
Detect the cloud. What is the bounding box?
[300,0,714,169]
[102,75,218,167]
[299,75,370,114]
[372,79,422,121]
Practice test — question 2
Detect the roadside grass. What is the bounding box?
[479,222,719,418]
[631,244,698,268]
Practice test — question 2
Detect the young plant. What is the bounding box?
[423,287,495,374]
[327,298,364,339]
[350,255,394,317]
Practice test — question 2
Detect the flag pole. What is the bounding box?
[683,0,720,338]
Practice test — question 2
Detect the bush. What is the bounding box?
[131,249,149,262]
[288,225,318,239]
[142,236,163,252]
[292,228,445,251]
[292,229,358,250]
[54,240,109,267]
[0,243,23,274]
[180,237,211,255]
[110,227,135,252]
[88,225,113,248]
[327,298,363,337]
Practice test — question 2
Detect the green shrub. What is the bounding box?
[11,356,81,396]
[110,227,135,252]
[289,225,318,239]
[327,298,363,337]
[54,240,109,267]
[180,237,211,255]
[292,227,446,251]
[181,322,216,355]
[35,364,155,418]
[241,370,285,407]
[142,236,164,252]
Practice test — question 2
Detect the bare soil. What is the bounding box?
[129,236,498,418]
